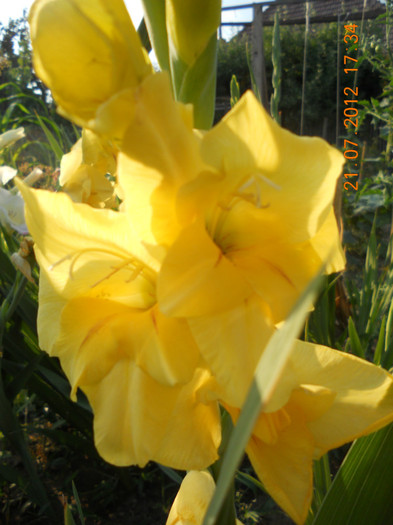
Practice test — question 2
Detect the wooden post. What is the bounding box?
[252,5,269,110]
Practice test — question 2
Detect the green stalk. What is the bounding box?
[209,410,237,525]
[270,13,281,123]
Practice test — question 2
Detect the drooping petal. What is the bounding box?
[157,220,252,317]
[29,0,152,125]
[246,410,314,525]
[201,91,345,244]
[188,296,274,407]
[83,364,221,468]
[290,340,393,456]
[54,297,200,389]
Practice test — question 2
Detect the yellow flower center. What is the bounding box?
[208,172,281,255]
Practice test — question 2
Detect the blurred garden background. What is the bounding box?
[1,0,393,523]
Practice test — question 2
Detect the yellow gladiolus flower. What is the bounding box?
[157,91,345,322]
[119,87,345,323]
[60,130,117,208]
[166,0,221,65]
[29,0,152,127]
[16,180,221,468]
[166,470,244,525]
[225,341,393,524]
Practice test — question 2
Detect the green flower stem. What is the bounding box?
[210,409,237,525]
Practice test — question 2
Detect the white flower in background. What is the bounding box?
[0,187,28,234]
[0,166,18,185]
[0,167,44,235]
[0,127,43,235]
[0,127,25,150]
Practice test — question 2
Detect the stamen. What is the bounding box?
[255,173,281,191]
[48,247,149,286]
[90,260,135,288]
[48,253,73,271]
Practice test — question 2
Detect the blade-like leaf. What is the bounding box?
[141,0,169,71]
[312,423,393,525]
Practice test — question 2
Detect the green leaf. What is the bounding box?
[203,262,326,525]
[235,470,266,494]
[230,75,240,108]
[137,18,151,54]
[172,33,218,129]
[373,315,386,365]
[312,424,393,525]
[157,464,183,484]
[0,372,55,517]
[34,112,65,161]
[72,481,86,525]
[64,503,77,525]
[347,317,365,358]
[141,0,169,71]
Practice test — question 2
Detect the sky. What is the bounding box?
[0,0,256,30]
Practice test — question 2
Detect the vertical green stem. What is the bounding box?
[300,2,310,135]
[271,12,282,123]
[210,410,237,525]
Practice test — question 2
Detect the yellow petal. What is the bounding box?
[29,0,152,125]
[217,200,344,322]
[166,470,216,525]
[308,208,346,274]
[157,220,252,317]
[83,365,221,468]
[16,182,159,357]
[60,130,117,207]
[55,297,200,390]
[166,0,221,65]
[246,411,314,525]
[117,73,204,246]
[290,340,393,456]
[201,91,345,244]
[36,270,66,353]
[188,296,274,406]
[16,181,159,287]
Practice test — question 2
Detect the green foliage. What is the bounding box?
[0,15,50,112]
[216,34,250,98]
[217,22,382,139]
[0,16,78,168]
[312,423,393,525]
[230,75,240,108]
